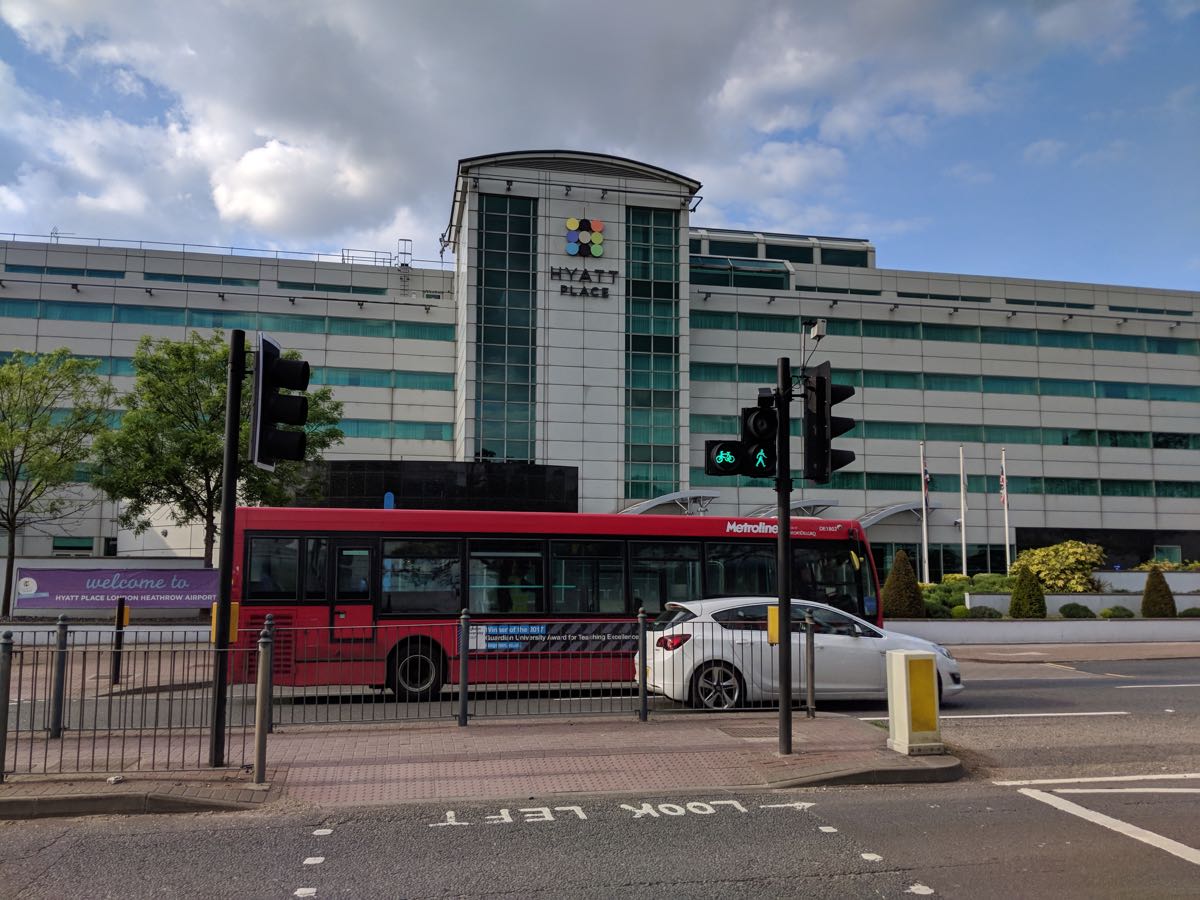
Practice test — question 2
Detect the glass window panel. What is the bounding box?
[820,248,869,267]
[0,298,39,318]
[1096,381,1148,400]
[1149,383,1200,402]
[468,540,544,614]
[335,547,372,601]
[765,243,814,264]
[924,373,982,393]
[1094,333,1145,352]
[328,317,392,338]
[866,472,920,491]
[863,370,922,390]
[1101,479,1153,497]
[824,318,861,337]
[1038,330,1092,349]
[187,308,257,330]
[393,421,453,441]
[705,541,776,597]
[550,541,626,614]
[982,326,1036,346]
[1156,481,1200,498]
[831,369,863,387]
[1147,337,1197,356]
[259,313,325,334]
[983,375,1038,395]
[862,320,921,340]
[1040,378,1094,398]
[1098,430,1150,448]
[246,537,298,600]
[629,541,702,614]
[732,269,789,290]
[381,539,461,614]
[739,313,798,333]
[394,371,454,391]
[923,323,979,342]
[340,419,391,438]
[864,421,923,440]
[828,471,865,490]
[41,300,112,322]
[1042,428,1096,446]
[304,538,327,600]
[1044,477,1099,495]
[984,424,1041,444]
[314,367,390,388]
[691,363,735,382]
[708,239,758,257]
[114,305,186,326]
[925,423,983,442]
[1152,432,1195,450]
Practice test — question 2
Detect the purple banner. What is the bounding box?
[15,568,219,610]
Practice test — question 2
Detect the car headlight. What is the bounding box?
[935,645,954,660]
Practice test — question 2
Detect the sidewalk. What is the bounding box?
[946,640,1200,663]
[0,712,961,819]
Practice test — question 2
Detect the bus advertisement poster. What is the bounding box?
[470,621,638,652]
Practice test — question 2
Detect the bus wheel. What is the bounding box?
[690,661,745,710]
[388,642,444,701]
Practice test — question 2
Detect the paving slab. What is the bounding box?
[946,641,1200,663]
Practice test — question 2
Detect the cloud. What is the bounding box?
[1072,139,1132,167]
[1034,0,1141,58]
[947,162,994,184]
[1023,139,1067,164]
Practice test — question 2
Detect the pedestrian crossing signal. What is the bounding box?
[741,404,778,478]
[704,440,745,476]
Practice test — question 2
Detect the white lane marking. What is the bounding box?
[860,711,1129,722]
[303,857,324,866]
[995,772,1200,787]
[759,802,815,811]
[1019,788,1200,867]
[1115,683,1200,689]
[1054,788,1200,795]
[312,828,332,836]
[819,826,839,833]
[861,852,883,862]
[906,885,936,895]
[1166,709,1175,713]
[294,890,317,898]
[1045,663,1076,670]
[1102,672,1136,679]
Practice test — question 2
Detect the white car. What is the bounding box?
[637,596,964,710]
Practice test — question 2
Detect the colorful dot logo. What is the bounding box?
[564,217,605,257]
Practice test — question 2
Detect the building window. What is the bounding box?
[475,193,537,462]
[765,243,813,264]
[707,239,757,257]
[820,248,869,267]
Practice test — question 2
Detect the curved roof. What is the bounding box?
[859,501,939,528]
[457,150,701,192]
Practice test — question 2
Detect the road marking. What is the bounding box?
[819,826,839,833]
[861,852,883,862]
[1045,663,1077,671]
[1019,788,1200,867]
[995,772,1200,786]
[303,857,324,866]
[293,890,317,898]
[906,885,936,895]
[1054,788,1200,795]
[1115,683,1200,689]
[860,711,1129,722]
[759,802,816,811]
[312,829,332,836]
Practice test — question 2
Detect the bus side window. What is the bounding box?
[304,538,327,601]
[381,539,461,615]
[246,537,298,600]
[468,540,544,614]
[630,541,701,615]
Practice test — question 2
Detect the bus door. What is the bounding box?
[329,541,376,641]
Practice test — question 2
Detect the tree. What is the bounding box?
[1008,566,1046,619]
[881,549,924,618]
[1012,540,1105,592]
[1140,566,1177,618]
[0,350,115,616]
[93,331,343,567]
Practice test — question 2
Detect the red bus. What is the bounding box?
[230,508,881,699]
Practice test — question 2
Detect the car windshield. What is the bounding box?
[650,605,697,631]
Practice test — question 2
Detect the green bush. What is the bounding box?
[1132,559,1200,572]
[924,600,952,619]
[881,549,925,618]
[1008,566,1047,619]
[950,604,969,619]
[1140,566,1177,618]
[923,571,1014,610]
[1179,607,1200,618]
[970,572,1015,595]
[1059,602,1097,619]
[966,605,1002,619]
[1012,541,1105,592]
[1100,605,1135,619]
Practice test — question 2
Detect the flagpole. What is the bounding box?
[1002,446,1011,572]
[919,441,930,584]
[959,444,967,576]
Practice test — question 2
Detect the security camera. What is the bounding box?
[952,518,962,528]
[809,319,827,340]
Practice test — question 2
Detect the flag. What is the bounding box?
[999,463,1008,508]
[923,465,931,502]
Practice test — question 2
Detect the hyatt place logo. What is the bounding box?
[564,218,605,258]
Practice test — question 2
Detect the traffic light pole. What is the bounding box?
[209,328,245,768]
[775,356,793,756]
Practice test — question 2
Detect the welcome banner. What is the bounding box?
[15,568,219,610]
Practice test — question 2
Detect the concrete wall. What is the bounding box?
[1095,570,1200,594]
[966,592,1200,616]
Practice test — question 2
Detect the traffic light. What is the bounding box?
[802,361,856,484]
[740,393,778,477]
[250,333,311,471]
[704,439,746,477]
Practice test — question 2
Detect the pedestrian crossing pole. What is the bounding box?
[775,357,793,756]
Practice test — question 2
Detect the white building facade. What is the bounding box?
[2,150,1197,578]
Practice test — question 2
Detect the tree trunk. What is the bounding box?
[2,532,16,618]
[203,515,216,568]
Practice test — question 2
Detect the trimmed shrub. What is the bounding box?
[970,572,1015,595]
[924,600,952,619]
[1133,559,1200,573]
[1008,566,1047,619]
[1100,605,1135,619]
[1059,602,1097,619]
[882,549,925,618]
[1140,566,1177,618]
[1012,541,1105,592]
[950,604,969,619]
[1180,607,1200,618]
[966,605,1002,619]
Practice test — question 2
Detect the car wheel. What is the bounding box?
[690,661,745,710]
[388,641,444,701]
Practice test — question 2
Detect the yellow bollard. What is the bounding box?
[885,650,944,756]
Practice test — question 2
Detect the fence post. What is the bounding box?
[457,609,470,727]
[111,597,127,685]
[0,631,12,783]
[805,609,816,718]
[637,608,648,723]
[253,625,273,785]
[49,615,69,739]
[263,614,275,735]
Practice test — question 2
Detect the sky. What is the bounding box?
[0,0,1196,291]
